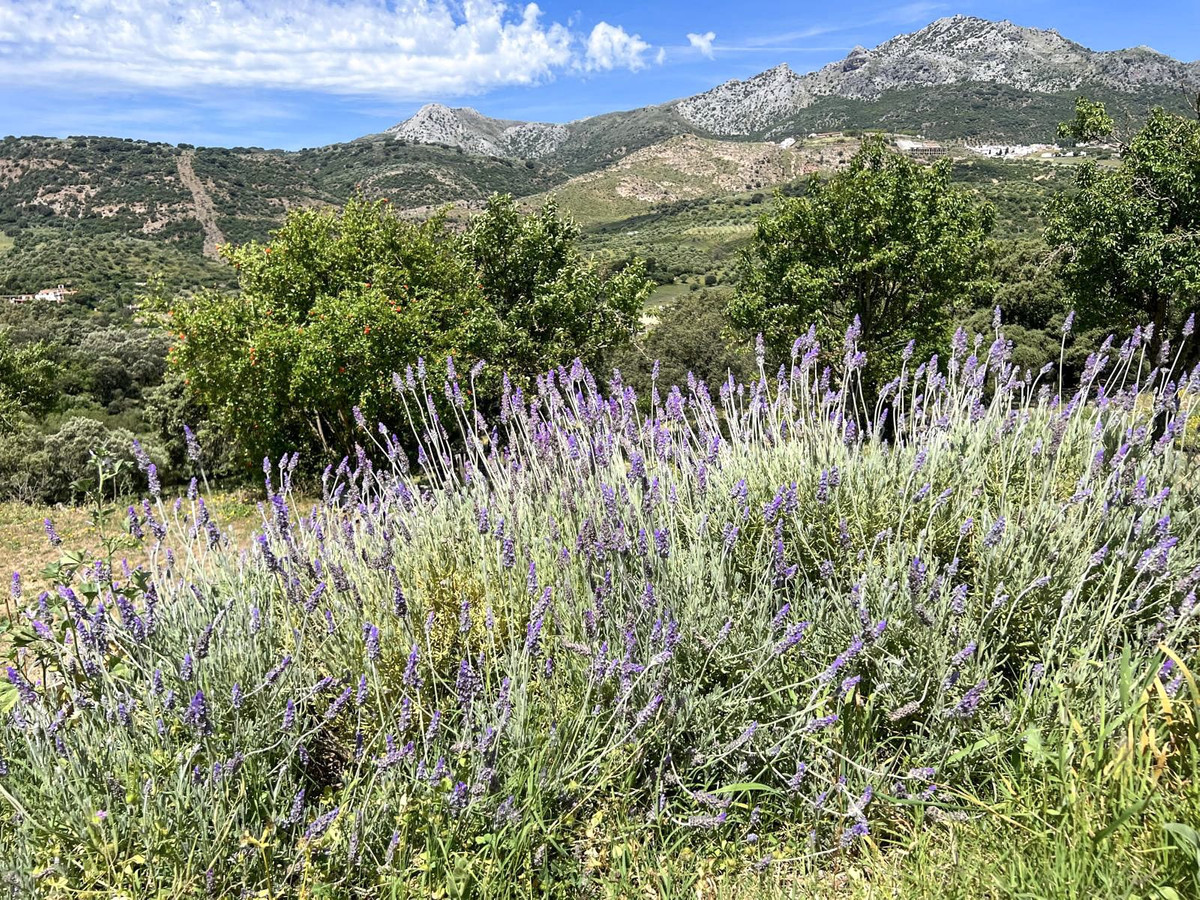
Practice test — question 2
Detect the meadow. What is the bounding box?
[2,314,1199,898]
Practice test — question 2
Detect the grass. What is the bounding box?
[0,491,277,597]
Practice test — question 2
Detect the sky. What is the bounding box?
[0,0,1197,150]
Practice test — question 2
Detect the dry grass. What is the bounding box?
[1,489,287,597]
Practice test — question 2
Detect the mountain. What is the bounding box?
[384,104,569,159]
[387,16,1200,151]
[675,16,1200,136]
[4,15,1199,303]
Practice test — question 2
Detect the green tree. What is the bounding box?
[611,290,755,407]
[169,195,649,464]
[1046,103,1200,361]
[0,328,55,433]
[465,197,649,382]
[1057,97,1116,144]
[729,137,995,375]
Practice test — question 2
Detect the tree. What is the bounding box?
[1057,97,1116,145]
[610,290,755,408]
[169,195,650,464]
[729,137,995,376]
[464,196,649,385]
[1046,102,1200,363]
[0,328,55,434]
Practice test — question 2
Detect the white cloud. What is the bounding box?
[686,31,716,59]
[0,0,656,98]
[584,22,653,72]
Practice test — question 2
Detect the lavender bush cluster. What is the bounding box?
[1,315,1198,895]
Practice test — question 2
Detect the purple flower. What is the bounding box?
[772,622,810,657]
[364,623,381,661]
[325,686,353,720]
[282,698,296,731]
[840,820,869,847]
[455,659,481,708]
[183,690,211,735]
[263,655,292,687]
[304,807,340,842]
[6,667,38,705]
[44,518,61,547]
[948,679,988,719]
[634,694,663,730]
[983,516,1006,548]
[403,644,422,688]
[183,424,202,462]
[805,713,838,732]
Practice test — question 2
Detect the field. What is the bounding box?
[3,322,1199,897]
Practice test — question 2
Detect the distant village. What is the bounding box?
[786,131,1112,162]
[3,284,76,305]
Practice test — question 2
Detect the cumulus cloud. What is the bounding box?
[584,22,653,72]
[686,31,717,59]
[0,0,655,97]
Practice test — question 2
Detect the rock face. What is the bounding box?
[383,17,1200,153]
[673,16,1200,134]
[384,103,568,159]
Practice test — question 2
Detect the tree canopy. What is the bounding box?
[728,137,995,376]
[168,195,650,464]
[1046,102,1200,361]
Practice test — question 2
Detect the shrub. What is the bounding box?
[2,316,1199,896]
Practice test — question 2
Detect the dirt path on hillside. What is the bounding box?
[177,150,226,258]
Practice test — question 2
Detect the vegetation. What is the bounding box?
[729,138,995,375]
[1047,101,1200,360]
[3,98,1200,897]
[167,195,650,464]
[2,315,1199,897]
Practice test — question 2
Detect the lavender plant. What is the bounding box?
[1,315,1198,897]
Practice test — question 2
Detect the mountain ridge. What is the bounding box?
[383,16,1200,152]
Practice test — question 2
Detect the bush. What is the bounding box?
[3,318,1199,896]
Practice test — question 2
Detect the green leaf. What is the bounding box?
[947,732,1005,765]
[710,782,779,795]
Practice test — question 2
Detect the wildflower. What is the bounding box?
[455,659,481,708]
[183,690,211,735]
[983,516,1006,548]
[948,680,988,719]
[44,518,62,547]
[304,807,340,842]
[403,644,422,688]
[805,713,838,732]
[282,698,296,731]
[325,686,353,720]
[6,667,38,705]
[634,694,663,730]
[364,623,381,661]
[840,820,869,847]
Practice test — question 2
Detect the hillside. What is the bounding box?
[0,136,569,301]
[2,15,1196,303]
[531,133,858,224]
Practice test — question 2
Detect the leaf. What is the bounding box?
[710,782,779,795]
[0,682,17,715]
[947,732,1004,765]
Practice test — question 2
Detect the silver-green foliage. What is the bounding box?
[1,315,1198,896]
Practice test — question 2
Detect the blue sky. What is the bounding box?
[1,0,1197,150]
